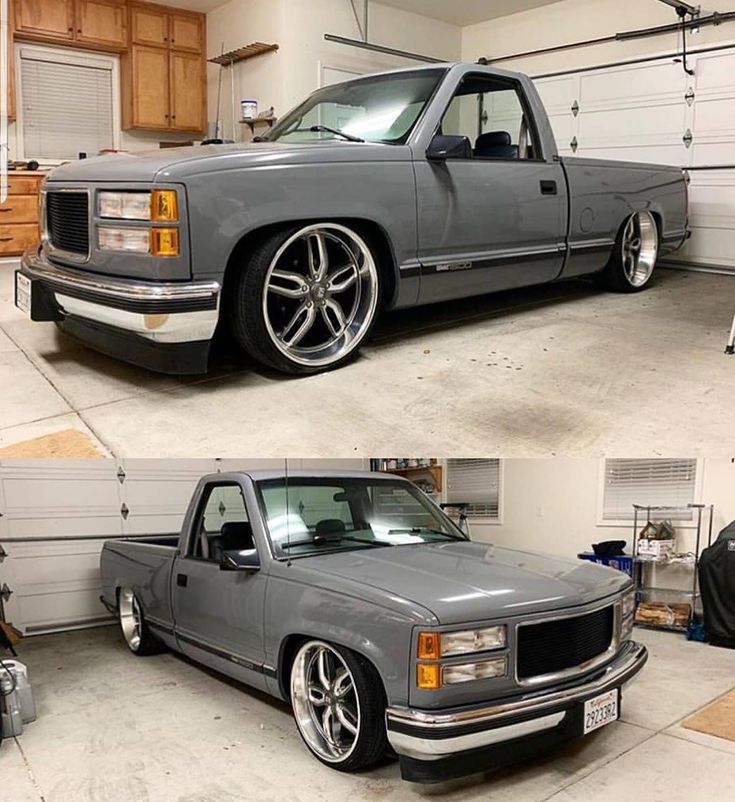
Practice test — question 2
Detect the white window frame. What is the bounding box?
[443,459,503,524]
[15,42,121,165]
[596,458,704,528]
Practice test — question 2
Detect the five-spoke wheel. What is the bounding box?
[600,210,659,292]
[289,640,387,772]
[228,223,381,374]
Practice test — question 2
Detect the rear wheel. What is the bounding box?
[228,223,381,375]
[598,211,659,292]
[118,588,161,656]
[289,640,387,772]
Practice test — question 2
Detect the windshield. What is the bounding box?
[262,68,447,145]
[258,477,466,558]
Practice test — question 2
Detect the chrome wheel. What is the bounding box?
[119,588,142,652]
[622,211,658,288]
[262,224,379,368]
[291,641,361,763]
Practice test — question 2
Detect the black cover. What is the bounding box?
[592,540,627,557]
[699,521,735,648]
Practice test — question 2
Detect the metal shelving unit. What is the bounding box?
[632,503,714,632]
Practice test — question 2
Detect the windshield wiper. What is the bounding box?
[280,535,389,550]
[309,124,364,143]
[388,527,466,542]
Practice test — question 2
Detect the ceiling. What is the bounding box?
[374,0,566,26]
[164,0,224,12]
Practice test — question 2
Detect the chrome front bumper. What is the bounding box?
[385,640,647,763]
[19,247,220,345]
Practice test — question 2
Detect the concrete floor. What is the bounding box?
[2,626,735,802]
[1,259,734,457]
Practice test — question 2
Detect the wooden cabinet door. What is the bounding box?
[128,45,170,130]
[7,0,15,121]
[75,0,126,49]
[169,13,202,53]
[15,0,75,41]
[130,2,169,48]
[170,51,204,132]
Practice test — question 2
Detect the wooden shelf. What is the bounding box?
[240,116,277,134]
[208,42,279,66]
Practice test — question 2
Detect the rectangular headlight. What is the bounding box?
[443,657,507,685]
[440,626,506,656]
[98,227,150,253]
[98,191,151,220]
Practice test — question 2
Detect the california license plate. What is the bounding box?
[15,272,31,316]
[583,689,619,735]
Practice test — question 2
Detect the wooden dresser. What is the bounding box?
[0,172,46,257]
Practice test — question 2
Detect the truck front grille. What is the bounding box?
[46,191,89,256]
[517,605,615,681]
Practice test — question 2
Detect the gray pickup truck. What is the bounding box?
[16,62,688,376]
[99,470,646,783]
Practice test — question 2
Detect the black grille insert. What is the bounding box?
[46,191,89,256]
[517,605,615,680]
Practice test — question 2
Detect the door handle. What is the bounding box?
[540,180,558,196]
[176,573,188,588]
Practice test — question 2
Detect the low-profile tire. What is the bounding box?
[227,223,382,375]
[597,211,659,293]
[118,587,162,656]
[289,640,388,773]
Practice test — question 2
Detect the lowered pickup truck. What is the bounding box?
[100,470,646,783]
[17,63,687,376]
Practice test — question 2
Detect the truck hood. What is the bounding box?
[304,541,629,625]
[46,141,409,184]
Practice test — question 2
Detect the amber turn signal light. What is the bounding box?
[151,228,180,257]
[416,663,441,690]
[417,631,440,660]
[151,189,178,222]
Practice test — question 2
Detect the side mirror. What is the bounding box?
[220,549,260,572]
[427,134,472,162]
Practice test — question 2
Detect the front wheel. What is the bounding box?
[289,640,387,772]
[598,211,659,293]
[228,223,381,375]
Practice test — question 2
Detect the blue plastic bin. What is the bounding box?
[578,552,634,578]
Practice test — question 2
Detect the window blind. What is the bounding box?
[20,51,114,160]
[446,459,501,518]
[602,459,697,521]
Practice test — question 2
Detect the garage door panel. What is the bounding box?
[579,61,683,106]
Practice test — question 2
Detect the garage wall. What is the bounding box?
[0,458,367,636]
[206,0,461,142]
[469,457,735,558]
[462,0,735,273]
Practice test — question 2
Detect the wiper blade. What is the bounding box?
[388,527,466,541]
[309,124,364,143]
[280,535,390,550]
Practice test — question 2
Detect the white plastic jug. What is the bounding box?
[2,660,36,724]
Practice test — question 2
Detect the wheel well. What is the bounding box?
[650,211,663,244]
[220,219,398,310]
[276,634,388,703]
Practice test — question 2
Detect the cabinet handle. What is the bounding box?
[0,208,13,213]
[0,237,13,242]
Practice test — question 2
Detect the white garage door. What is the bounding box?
[535,46,735,273]
[0,458,367,635]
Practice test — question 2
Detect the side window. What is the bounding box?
[441,75,536,160]
[190,483,254,562]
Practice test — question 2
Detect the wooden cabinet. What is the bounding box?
[0,173,45,257]
[75,0,127,49]
[169,50,204,131]
[129,1,168,47]
[14,0,126,51]
[15,0,75,42]
[6,0,15,121]
[123,44,169,130]
[123,3,206,134]
[169,13,202,53]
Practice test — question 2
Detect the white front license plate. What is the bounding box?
[583,689,619,735]
[15,273,31,316]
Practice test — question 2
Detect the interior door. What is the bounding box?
[171,481,267,673]
[414,73,568,304]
